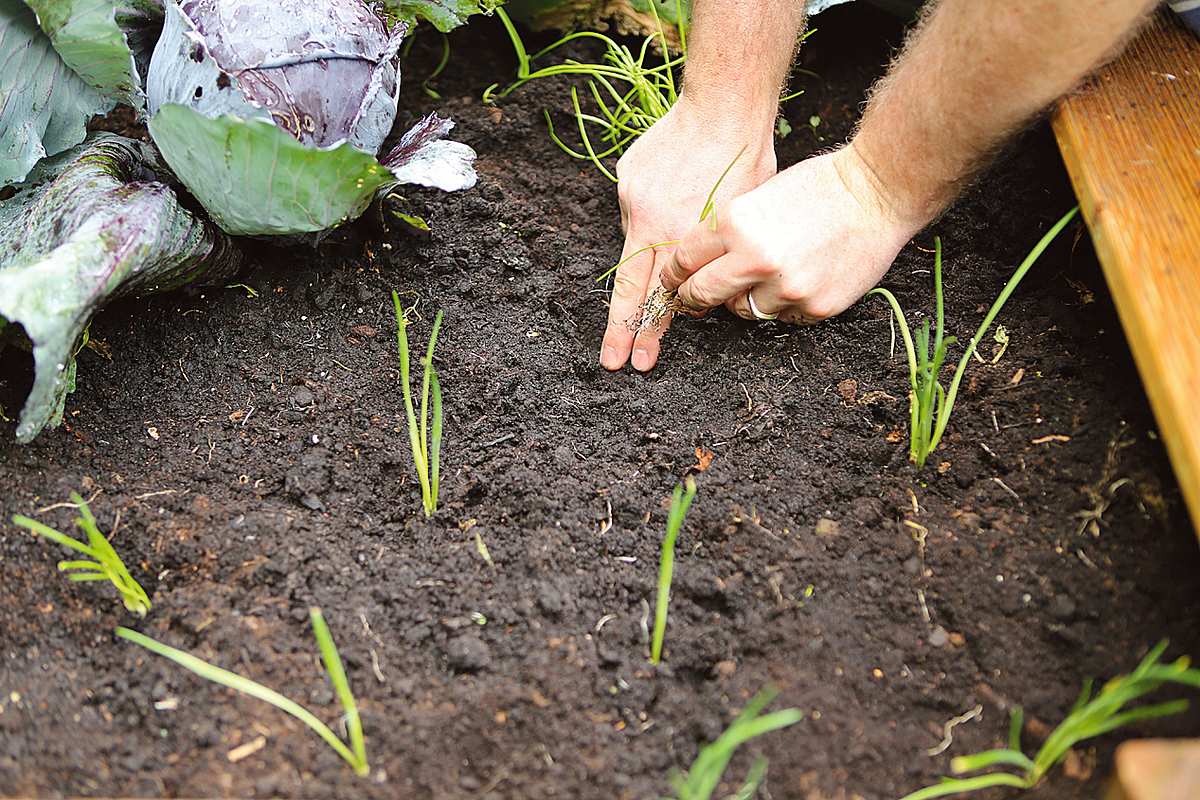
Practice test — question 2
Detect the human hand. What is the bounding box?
[659,144,929,325]
[599,96,777,372]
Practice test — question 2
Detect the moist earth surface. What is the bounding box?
[2,6,1198,800]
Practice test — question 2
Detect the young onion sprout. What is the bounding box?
[13,494,151,617]
[898,640,1200,799]
[669,686,804,800]
[651,475,697,665]
[870,207,1079,467]
[116,608,368,776]
[393,291,445,517]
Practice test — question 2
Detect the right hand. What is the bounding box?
[599,97,777,372]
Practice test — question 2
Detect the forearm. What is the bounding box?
[850,0,1156,226]
[679,0,807,133]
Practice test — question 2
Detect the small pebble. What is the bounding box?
[815,518,840,537]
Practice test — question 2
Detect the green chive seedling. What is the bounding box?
[869,207,1079,467]
[116,607,368,776]
[486,7,812,182]
[650,475,697,665]
[485,5,685,181]
[898,640,1200,800]
[13,493,150,617]
[392,291,445,517]
[668,687,803,800]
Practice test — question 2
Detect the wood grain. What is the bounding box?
[1052,11,1200,537]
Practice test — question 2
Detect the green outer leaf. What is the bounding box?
[0,134,241,442]
[0,0,112,186]
[24,0,146,107]
[385,0,497,32]
[115,625,365,774]
[148,104,391,236]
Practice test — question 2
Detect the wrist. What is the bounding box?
[672,93,776,156]
[838,138,942,234]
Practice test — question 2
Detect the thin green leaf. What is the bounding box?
[930,207,1078,453]
[897,772,1029,800]
[310,608,367,775]
[430,370,443,515]
[950,749,1034,774]
[115,624,366,775]
[651,475,696,665]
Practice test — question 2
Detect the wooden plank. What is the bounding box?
[1052,10,1200,536]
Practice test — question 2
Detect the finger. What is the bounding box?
[726,292,755,321]
[630,249,674,372]
[659,220,725,292]
[728,283,787,321]
[600,239,656,370]
[675,253,760,312]
[778,307,822,326]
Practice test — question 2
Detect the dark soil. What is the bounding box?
[2,6,1198,800]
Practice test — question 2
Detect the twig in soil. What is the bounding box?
[739,383,753,414]
[868,208,1079,467]
[639,598,651,646]
[917,589,931,625]
[478,432,515,449]
[35,489,103,514]
[393,291,444,518]
[13,494,150,617]
[667,687,803,800]
[991,477,1022,504]
[925,705,983,757]
[117,607,369,777]
[598,498,613,535]
[651,476,697,665]
[898,641,1200,800]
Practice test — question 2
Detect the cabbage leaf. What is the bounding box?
[0,0,113,186]
[384,0,499,32]
[149,104,476,236]
[0,134,242,442]
[23,0,160,108]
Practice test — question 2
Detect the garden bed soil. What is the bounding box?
[2,6,1199,799]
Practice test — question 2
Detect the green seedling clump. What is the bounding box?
[669,686,803,800]
[13,493,151,617]
[393,291,445,517]
[870,207,1079,467]
[487,6,811,183]
[899,640,1200,799]
[651,475,697,665]
[485,4,686,181]
[117,608,368,776]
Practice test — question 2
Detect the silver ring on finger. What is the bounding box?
[747,290,778,321]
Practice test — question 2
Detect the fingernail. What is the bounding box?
[631,346,652,372]
[600,345,621,370]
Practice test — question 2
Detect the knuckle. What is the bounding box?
[778,277,813,305]
[724,196,755,231]
[611,271,643,298]
[802,297,839,322]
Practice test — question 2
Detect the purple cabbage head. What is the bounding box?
[147,0,406,154]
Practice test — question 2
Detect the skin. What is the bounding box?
[601,0,1158,372]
